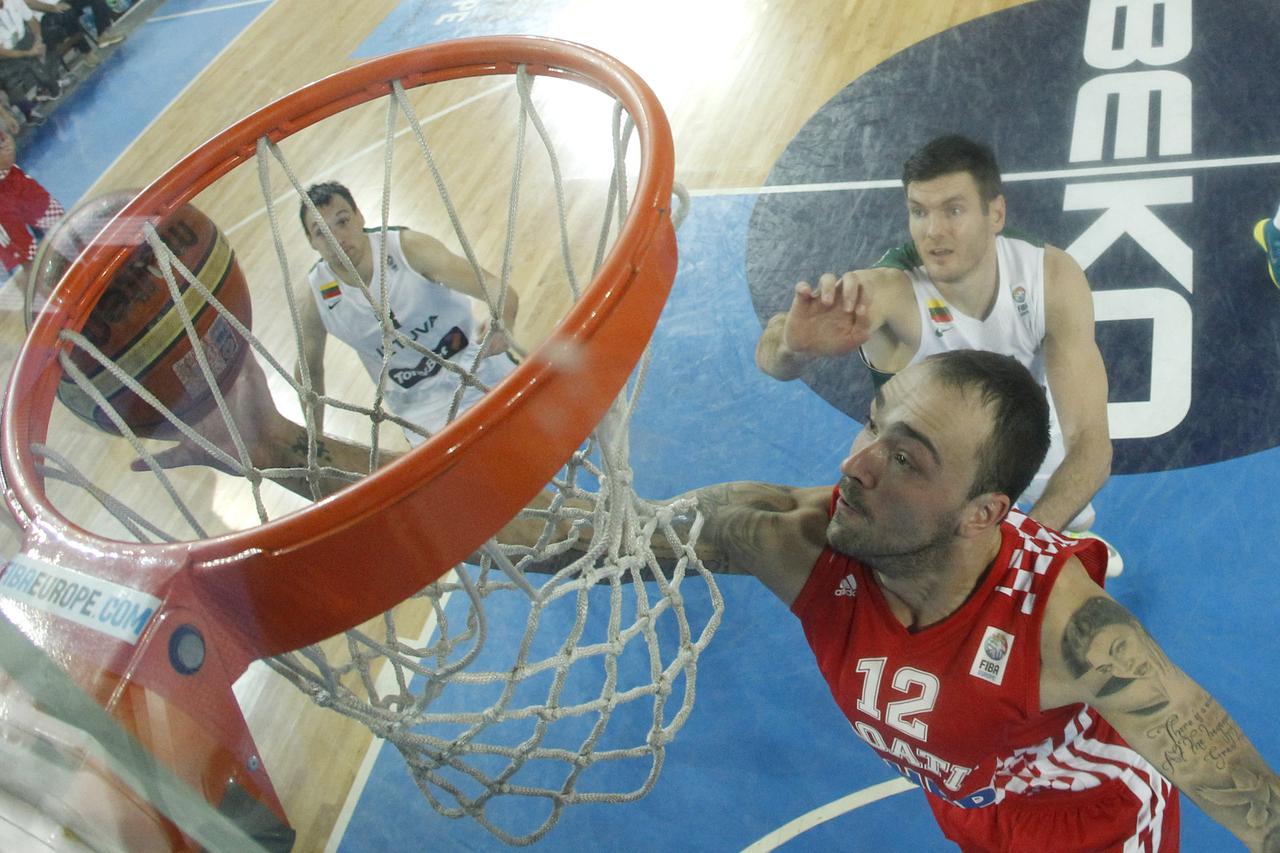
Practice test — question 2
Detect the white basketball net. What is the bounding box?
[272,401,722,844]
[22,63,722,845]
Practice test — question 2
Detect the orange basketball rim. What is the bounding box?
[0,36,676,842]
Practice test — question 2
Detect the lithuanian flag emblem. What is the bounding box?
[320,280,341,301]
[926,299,953,324]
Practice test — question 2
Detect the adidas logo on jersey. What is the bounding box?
[834,574,858,597]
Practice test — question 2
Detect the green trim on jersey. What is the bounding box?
[860,348,896,391]
[861,228,1045,389]
[872,241,921,271]
[1002,226,1045,248]
[307,225,409,278]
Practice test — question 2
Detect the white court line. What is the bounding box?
[222,81,512,238]
[80,0,272,203]
[323,729,387,853]
[323,588,451,853]
[688,152,1280,198]
[740,777,916,852]
[149,0,272,24]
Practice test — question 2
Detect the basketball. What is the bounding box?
[26,189,140,329]
[42,193,253,436]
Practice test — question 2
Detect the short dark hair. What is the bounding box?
[299,181,358,231]
[923,349,1049,502]
[901,135,1003,205]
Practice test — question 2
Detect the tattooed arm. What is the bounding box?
[137,357,834,597]
[673,482,831,605]
[379,480,833,585]
[1040,559,1280,851]
[240,445,831,593]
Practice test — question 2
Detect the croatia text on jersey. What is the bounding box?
[851,717,996,808]
[881,757,997,809]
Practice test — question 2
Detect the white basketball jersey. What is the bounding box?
[903,234,1047,385]
[898,235,1083,526]
[307,228,513,440]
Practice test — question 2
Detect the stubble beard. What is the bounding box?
[923,249,980,288]
[826,491,964,579]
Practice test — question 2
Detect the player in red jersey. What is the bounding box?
[0,127,63,286]
[152,348,1280,851]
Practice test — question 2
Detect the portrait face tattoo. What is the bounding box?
[1061,596,1175,717]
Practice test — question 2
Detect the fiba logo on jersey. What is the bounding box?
[746,0,1280,474]
[983,633,1008,662]
[971,627,1015,686]
[1011,286,1029,318]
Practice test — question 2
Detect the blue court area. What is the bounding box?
[30,0,1280,850]
[332,201,1279,853]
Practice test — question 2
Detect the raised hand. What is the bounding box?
[476,317,512,359]
[783,271,874,359]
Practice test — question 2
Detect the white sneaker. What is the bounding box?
[1065,530,1125,579]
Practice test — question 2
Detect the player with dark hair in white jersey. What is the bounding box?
[296,181,519,444]
[755,135,1120,573]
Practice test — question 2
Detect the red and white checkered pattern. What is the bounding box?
[996,509,1071,615]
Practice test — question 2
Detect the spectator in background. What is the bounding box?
[0,89,24,134]
[28,0,122,51]
[0,0,65,92]
[0,126,63,292]
[0,0,67,125]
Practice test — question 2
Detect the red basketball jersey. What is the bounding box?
[0,165,60,271]
[792,489,1174,844]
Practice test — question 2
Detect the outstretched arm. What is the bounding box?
[1041,560,1280,851]
[1033,247,1112,530]
[131,354,390,498]
[292,282,328,436]
[136,358,831,602]
[522,482,831,598]
[400,229,519,353]
[674,481,831,604]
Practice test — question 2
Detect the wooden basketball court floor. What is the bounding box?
[4,0,1280,850]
